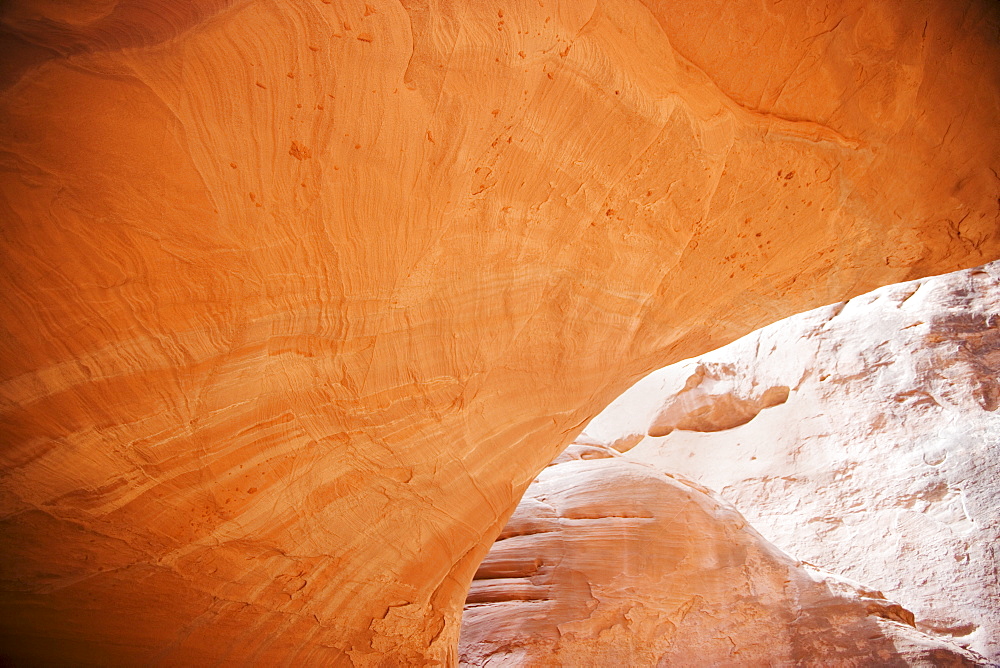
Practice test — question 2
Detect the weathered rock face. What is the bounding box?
[2,0,1000,663]
[581,262,1000,661]
[461,444,984,666]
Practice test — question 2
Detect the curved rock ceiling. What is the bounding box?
[1,0,998,664]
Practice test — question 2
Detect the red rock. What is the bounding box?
[1,0,999,662]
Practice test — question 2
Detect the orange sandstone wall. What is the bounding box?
[0,0,998,664]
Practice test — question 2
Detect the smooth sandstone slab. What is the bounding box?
[584,262,1000,660]
[2,0,999,663]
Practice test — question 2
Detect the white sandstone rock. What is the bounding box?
[460,444,985,666]
[582,262,1000,660]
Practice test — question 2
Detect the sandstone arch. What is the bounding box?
[1,0,998,663]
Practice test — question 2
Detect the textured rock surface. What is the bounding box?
[461,443,984,666]
[583,262,1000,660]
[2,0,1000,663]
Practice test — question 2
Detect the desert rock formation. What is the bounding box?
[577,261,1000,661]
[460,443,985,665]
[2,0,1000,663]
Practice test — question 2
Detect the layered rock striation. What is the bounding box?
[2,0,1000,663]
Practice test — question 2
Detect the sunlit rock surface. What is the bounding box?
[2,0,1000,662]
[582,262,1000,661]
[460,444,984,666]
